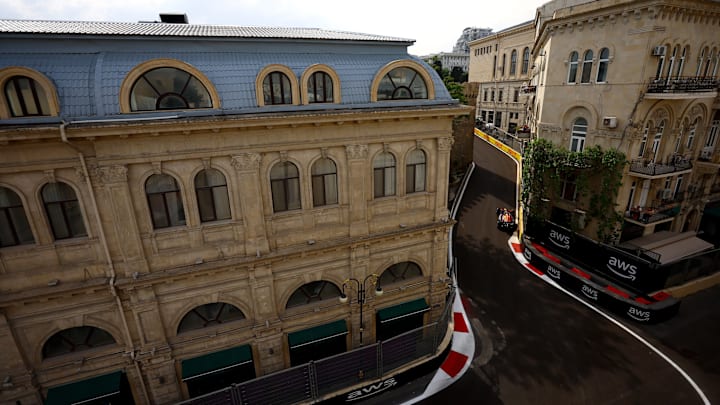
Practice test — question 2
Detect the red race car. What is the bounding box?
[496,208,517,232]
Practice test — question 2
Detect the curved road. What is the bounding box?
[420,138,712,404]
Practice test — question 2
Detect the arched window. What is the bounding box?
[521,47,530,74]
[42,182,87,240]
[687,118,698,149]
[570,118,587,152]
[177,302,246,334]
[311,158,338,207]
[665,46,679,83]
[307,71,333,103]
[130,67,211,111]
[580,50,593,83]
[379,262,422,285]
[0,187,34,247]
[652,120,665,162]
[4,75,51,117]
[676,46,687,78]
[567,51,579,83]
[42,326,115,359]
[195,169,230,223]
[705,48,716,77]
[596,48,610,83]
[263,71,292,105]
[376,67,427,100]
[145,174,186,229]
[270,161,301,212]
[696,47,707,77]
[373,152,396,198]
[405,149,426,193]
[286,281,341,309]
[639,124,649,157]
[510,50,517,75]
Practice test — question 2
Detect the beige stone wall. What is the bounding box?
[0,104,467,403]
[468,22,535,133]
[532,0,720,239]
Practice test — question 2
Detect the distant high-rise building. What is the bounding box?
[453,27,493,54]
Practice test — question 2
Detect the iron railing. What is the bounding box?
[177,289,455,405]
[646,76,719,94]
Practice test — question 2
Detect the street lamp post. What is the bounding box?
[339,274,383,345]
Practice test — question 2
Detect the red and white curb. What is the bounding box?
[401,289,475,404]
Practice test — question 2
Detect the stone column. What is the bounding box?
[92,164,149,276]
[345,144,369,237]
[231,153,270,255]
[435,137,454,222]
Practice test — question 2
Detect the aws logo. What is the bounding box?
[607,257,638,281]
[346,378,398,401]
[627,307,651,322]
[549,230,570,249]
[546,265,561,279]
[581,284,598,300]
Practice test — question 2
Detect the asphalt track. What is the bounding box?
[417,138,712,404]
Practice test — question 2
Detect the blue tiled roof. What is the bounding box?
[0,19,413,43]
[0,19,455,122]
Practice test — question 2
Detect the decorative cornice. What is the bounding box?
[94,165,128,184]
[345,144,368,160]
[231,153,261,171]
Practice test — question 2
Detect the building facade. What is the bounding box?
[468,21,535,134]
[0,18,470,404]
[528,0,720,242]
[453,27,493,54]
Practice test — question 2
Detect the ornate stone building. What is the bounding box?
[468,21,535,134]
[528,0,720,243]
[0,17,470,404]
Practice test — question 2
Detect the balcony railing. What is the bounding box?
[626,203,681,225]
[629,153,692,176]
[646,76,719,94]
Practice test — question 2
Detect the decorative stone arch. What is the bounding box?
[0,66,61,119]
[36,321,122,364]
[119,58,220,113]
[559,103,597,133]
[370,60,435,102]
[255,64,300,107]
[300,64,341,105]
[279,277,344,312]
[172,298,251,336]
[138,167,189,229]
[189,162,237,220]
[375,256,428,278]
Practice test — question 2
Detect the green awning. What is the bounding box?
[45,371,122,405]
[288,319,347,349]
[377,298,429,324]
[181,344,253,381]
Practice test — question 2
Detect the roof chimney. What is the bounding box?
[159,13,189,24]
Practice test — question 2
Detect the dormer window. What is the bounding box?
[130,67,212,111]
[4,76,50,117]
[377,67,428,100]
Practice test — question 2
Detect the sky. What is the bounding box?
[0,0,546,56]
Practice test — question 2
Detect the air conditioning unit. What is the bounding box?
[652,46,666,56]
[602,116,618,128]
[662,189,673,200]
[701,147,713,160]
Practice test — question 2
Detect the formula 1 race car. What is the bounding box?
[496,208,517,232]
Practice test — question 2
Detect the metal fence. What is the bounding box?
[478,125,529,156]
[179,289,455,405]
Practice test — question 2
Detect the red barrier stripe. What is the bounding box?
[440,350,469,378]
[606,285,630,298]
[571,267,591,279]
[545,253,562,264]
[453,312,469,333]
[635,297,652,305]
[532,243,548,254]
[511,243,523,253]
[652,291,671,301]
[526,263,544,275]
